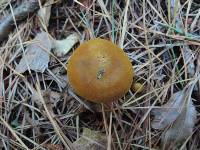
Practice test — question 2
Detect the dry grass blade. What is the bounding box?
[107,112,112,150]
[0,116,29,149]
[97,0,111,22]
[119,0,129,48]
[184,0,192,34]
[1,0,200,149]
[35,84,75,150]
[37,0,54,30]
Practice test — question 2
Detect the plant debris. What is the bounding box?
[37,0,54,29]
[152,85,197,147]
[73,128,107,150]
[0,0,46,43]
[1,0,200,149]
[15,31,52,73]
[53,33,80,57]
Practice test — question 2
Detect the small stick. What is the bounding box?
[0,0,46,43]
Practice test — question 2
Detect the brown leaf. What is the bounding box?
[161,99,196,144]
[152,85,197,145]
[152,91,184,130]
[15,31,52,73]
[44,143,63,150]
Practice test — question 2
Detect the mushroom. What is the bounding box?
[67,38,133,103]
[131,82,144,93]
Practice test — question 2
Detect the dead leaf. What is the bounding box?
[25,80,43,109]
[44,143,63,150]
[73,128,107,150]
[49,91,61,102]
[161,99,196,144]
[31,89,62,110]
[15,31,52,73]
[52,33,80,57]
[152,91,184,130]
[152,87,197,145]
[181,45,195,78]
[37,0,54,29]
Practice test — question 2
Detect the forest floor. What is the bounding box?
[0,0,200,150]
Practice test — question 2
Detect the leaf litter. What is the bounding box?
[152,80,197,146]
[73,128,107,150]
[181,45,195,78]
[15,32,80,73]
[52,33,80,57]
[15,1,79,73]
[37,0,54,29]
[15,31,52,73]
[1,0,200,150]
[150,2,199,145]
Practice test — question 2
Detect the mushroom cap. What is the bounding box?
[67,38,133,103]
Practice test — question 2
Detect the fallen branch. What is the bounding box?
[0,0,46,43]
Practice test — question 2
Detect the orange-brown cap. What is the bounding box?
[67,38,133,103]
